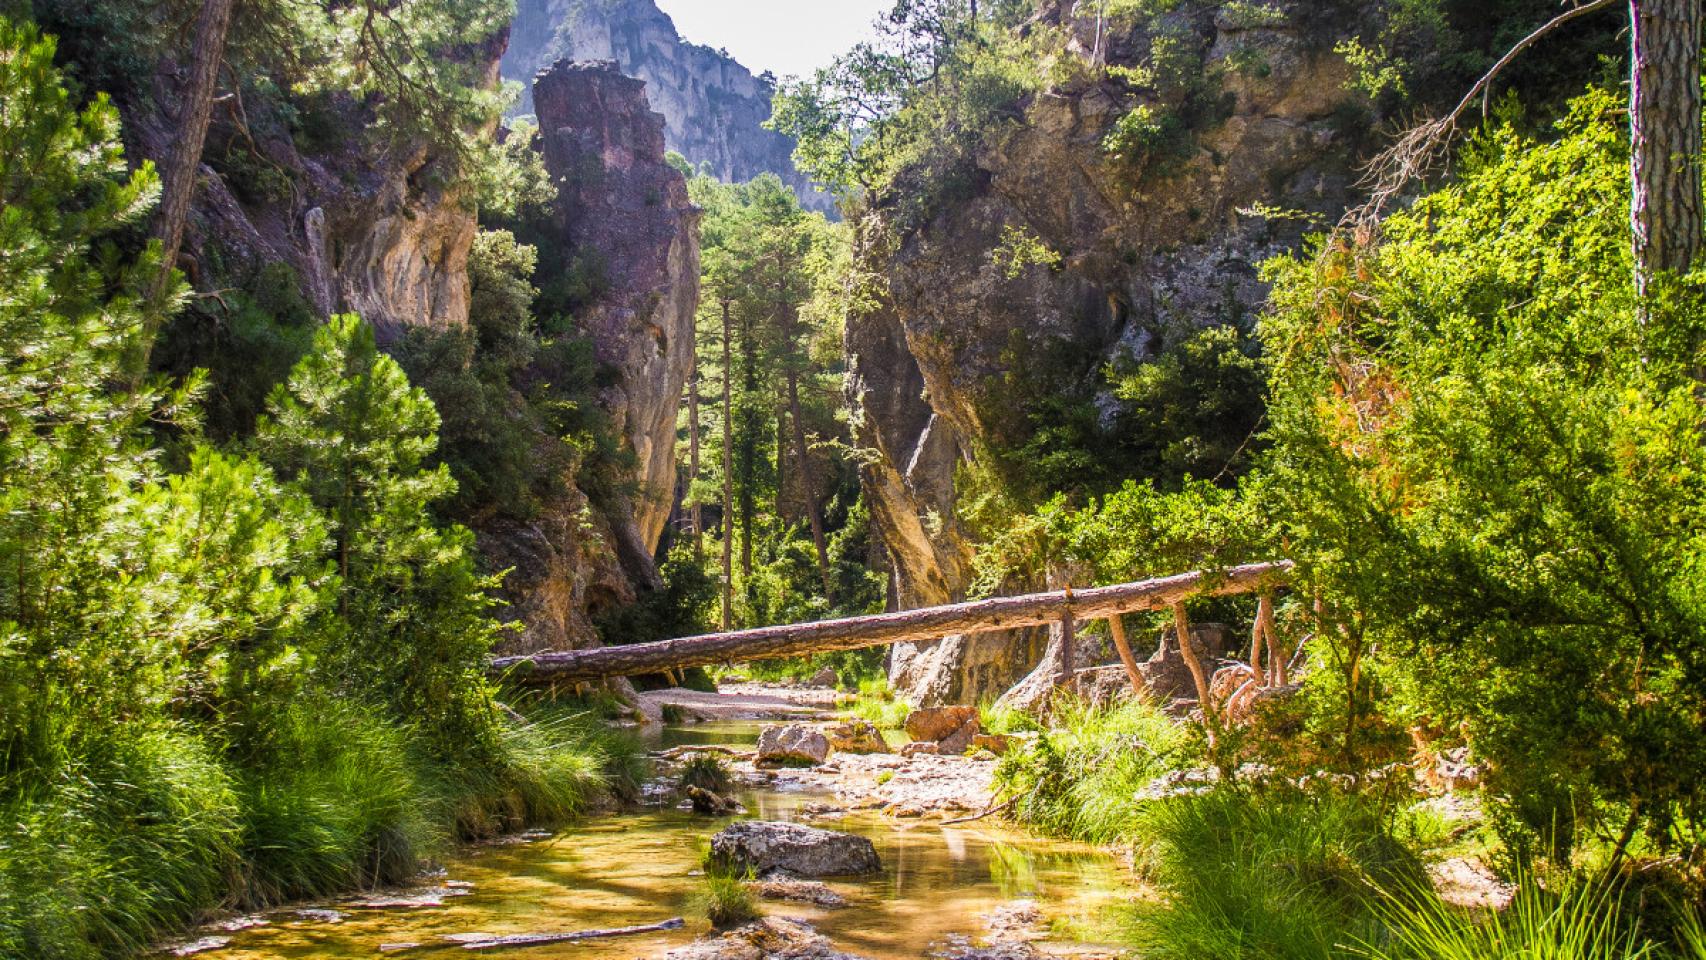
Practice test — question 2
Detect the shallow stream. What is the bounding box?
[205,723,1129,959]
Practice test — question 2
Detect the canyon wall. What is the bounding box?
[851,1,1370,705]
[504,0,833,213]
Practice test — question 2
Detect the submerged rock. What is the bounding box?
[756,724,831,766]
[748,878,848,907]
[660,918,871,960]
[708,821,881,878]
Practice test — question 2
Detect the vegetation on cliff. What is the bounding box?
[0,14,638,960]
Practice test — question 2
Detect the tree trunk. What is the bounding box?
[739,311,757,584]
[490,562,1292,682]
[786,367,835,601]
[688,350,703,561]
[1630,0,1705,301]
[153,0,235,302]
[720,301,735,631]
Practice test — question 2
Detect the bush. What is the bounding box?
[1262,87,1706,854]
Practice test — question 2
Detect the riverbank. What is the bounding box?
[155,691,1130,960]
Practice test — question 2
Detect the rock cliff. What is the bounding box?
[851,1,1368,705]
[534,59,701,557]
[504,0,832,213]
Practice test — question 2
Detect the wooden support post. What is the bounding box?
[1172,600,1217,738]
[1056,609,1076,691]
[1108,614,1145,695]
[1258,593,1284,686]
[1249,608,1265,677]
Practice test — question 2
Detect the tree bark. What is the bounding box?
[720,301,735,631]
[1171,600,1217,738]
[1630,0,1705,300]
[491,562,1292,682]
[688,348,703,562]
[153,0,235,301]
[786,366,835,601]
[1108,614,1146,695]
[1055,609,1076,690]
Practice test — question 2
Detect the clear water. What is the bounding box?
[207,723,1129,959]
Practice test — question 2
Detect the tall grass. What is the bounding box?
[0,726,241,960]
[848,677,912,731]
[1358,876,1657,960]
[1120,787,1424,960]
[994,697,1197,844]
[0,698,644,959]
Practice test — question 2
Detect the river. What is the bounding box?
[197,722,1129,959]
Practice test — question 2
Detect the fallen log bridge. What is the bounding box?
[489,561,1292,684]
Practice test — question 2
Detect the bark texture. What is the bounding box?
[1631,0,1705,296]
[491,562,1291,682]
[153,0,235,295]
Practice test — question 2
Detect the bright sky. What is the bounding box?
[653,0,890,80]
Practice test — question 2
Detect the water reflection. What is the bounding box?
[203,723,1127,960]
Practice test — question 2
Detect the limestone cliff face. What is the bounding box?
[536,58,701,566]
[852,1,1366,705]
[472,60,702,659]
[138,38,506,341]
[504,0,832,213]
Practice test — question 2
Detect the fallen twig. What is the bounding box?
[942,797,1016,826]
[379,918,685,954]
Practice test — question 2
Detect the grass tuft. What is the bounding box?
[848,678,912,731]
[692,872,760,928]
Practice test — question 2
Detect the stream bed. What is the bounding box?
[197,723,1131,959]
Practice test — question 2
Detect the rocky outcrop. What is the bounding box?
[504,0,832,213]
[853,1,1369,706]
[534,59,701,557]
[135,60,502,341]
[708,822,882,879]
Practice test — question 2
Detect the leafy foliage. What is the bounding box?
[1263,88,1706,856]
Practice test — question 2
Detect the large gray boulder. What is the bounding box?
[756,724,831,767]
[708,821,881,879]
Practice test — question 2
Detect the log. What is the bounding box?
[1171,600,1218,742]
[492,562,1292,684]
[1108,614,1146,696]
[380,918,685,954]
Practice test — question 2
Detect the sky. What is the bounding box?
[653,0,890,80]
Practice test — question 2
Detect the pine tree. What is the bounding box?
[256,315,504,758]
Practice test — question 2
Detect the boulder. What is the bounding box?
[756,724,830,767]
[708,821,882,879]
[904,706,978,743]
[937,716,982,756]
[808,665,839,688]
[823,720,889,755]
[900,741,940,758]
[971,733,1012,756]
